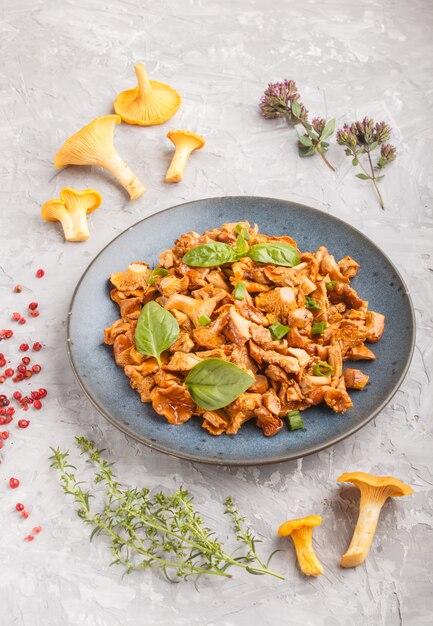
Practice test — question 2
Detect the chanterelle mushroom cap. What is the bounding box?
[278,515,323,577]
[114,63,181,126]
[337,472,413,497]
[338,471,413,568]
[278,515,322,536]
[41,187,102,242]
[255,287,298,324]
[165,130,206,183]
[54,115,146,201]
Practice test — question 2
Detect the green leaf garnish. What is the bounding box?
[234,281,247,301]
[182,242,238,267]
[305,296,320,311]
[287,411,304,431]
[198,314,211,326]
[185,358,254,411]
[312,361,334,377]
[269,322,290,340]
[311,321,328,335]
[148,268,169,285]
[135,301,179,366]
[247,242,301,267]
[355,173,371,180]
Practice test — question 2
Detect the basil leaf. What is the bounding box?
[182,242,238,267]
[247,243,301,267]
[185,358,255,411]
[135,301,179,365]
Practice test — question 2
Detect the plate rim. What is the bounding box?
[67,195,416,466]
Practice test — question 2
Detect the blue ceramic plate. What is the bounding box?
[67,197,415,466]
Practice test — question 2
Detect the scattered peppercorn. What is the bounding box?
[18,419,30,429]
[38,388,47,398]
[30,311,40,318]
[22,509,29,519]
[5,369,14,377]
[15,503,24,511]
[36,269,45,278]
[32,364,41,374]
[18,317,26,325]
[9,477,20,489]
[13,285,23,293]
[22,357,31,365]
[12,312,21,321]
[19,344,29,351]
[33,342,42,351]
[33,400,42,410]
[1,431,10,440]
[24,534,34,542]
[28,302,38,311]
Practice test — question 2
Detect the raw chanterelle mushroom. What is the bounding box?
[278,515,323,576]
[338,472,413,568]
[114,63,181,126]
[165,130,205,183]
[41,187,101,242]
[54,115,146,200]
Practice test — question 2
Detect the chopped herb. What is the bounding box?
[311,321,328,335]
[269,321,290,340]
[305,296,320,311]
[325,281,339,290]
[148,268,169,285]
[313,361,334,377]
[198,314,212,326]
[287,411,304,430]
[234,281,247,301]
[235,224,250,240]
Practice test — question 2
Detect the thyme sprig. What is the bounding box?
[50,438,284,583]
[336,117,397,209]
[259,80,336,171]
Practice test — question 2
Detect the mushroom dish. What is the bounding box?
[104,221,385,437]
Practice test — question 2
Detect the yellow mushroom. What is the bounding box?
[165,130,205,183]
[41,187,101,242]
[114,63,181,126]
[278,515,323,576]
[54,115,145,200]
[338,472,413,568]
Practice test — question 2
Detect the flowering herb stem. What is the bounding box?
[50,438,284,583]
[336,118,396,210]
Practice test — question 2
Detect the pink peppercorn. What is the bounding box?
[9,477,20,489]
[36,269,45,278]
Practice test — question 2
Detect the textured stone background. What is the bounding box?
[0,0,432,624]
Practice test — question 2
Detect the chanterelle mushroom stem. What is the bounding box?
[338,472,413,568]
[278,515,323,576]
[134,63,151,97]
[165,130,205,183]
[103,152,145,201]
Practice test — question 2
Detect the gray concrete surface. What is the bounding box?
[0,0,432,624]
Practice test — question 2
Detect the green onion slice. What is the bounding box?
[269,321,290,340]
[149,268,169,285]
[287,410,304,431]
[325,281,340,290]
[234,281,247,301]
[198,314,212,326]
[305,296,321,311]
[311,321,328,335]
[313,361,335,377]
[235,224,250,240]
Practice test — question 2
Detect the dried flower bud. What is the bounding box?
[259,80,300,119]
[377,143,397,169]
[336,124,357,148]
[374,121,392,144]
[354,117,375,144]
[312,117,326,134]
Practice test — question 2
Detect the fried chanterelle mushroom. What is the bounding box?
[104,222,384,436]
